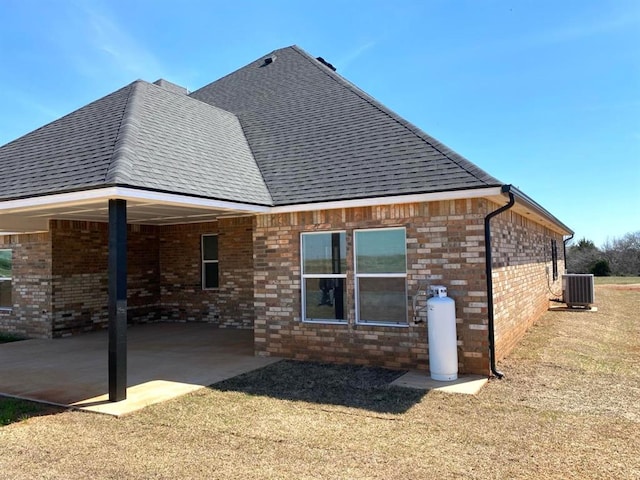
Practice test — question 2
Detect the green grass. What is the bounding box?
[1,334,48,426]
[594,276,640,285]
[0,332,24,343]
[0,397,50,426]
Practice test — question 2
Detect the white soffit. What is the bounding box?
[0,186,570,235]
[0,187,270,233]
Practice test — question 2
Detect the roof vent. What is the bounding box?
[262,55,276,66]
[316,57,336,71]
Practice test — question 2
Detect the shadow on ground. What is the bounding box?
[0,395,65,427]
[210,360,426,414]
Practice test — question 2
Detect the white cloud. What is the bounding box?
[50,1,164,82]
[81,5,163,79]
[336,41,377,73]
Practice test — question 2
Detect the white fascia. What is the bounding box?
[267,187,504,214]
[0,187,271,214]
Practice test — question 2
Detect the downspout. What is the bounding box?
[484,184,515,379]
[562,233,574,273]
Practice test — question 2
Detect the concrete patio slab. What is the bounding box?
[391,371,488,395]
[0,323,280,416]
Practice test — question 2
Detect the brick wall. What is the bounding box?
[1,218,256,338]
[216,217,256,328]
[253,199,492,374]
[49,220,161,336]
[0,232,52,338]
[158,218,255,328]
[2,198,566,366]
[159,222,220,323]
[489,206,565,361]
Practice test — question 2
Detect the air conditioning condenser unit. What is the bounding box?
[562,274,595,308]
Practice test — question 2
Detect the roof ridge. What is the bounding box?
[232,119,276,206]
[156,80,247,121]
[290,46,500,187]
[189,47,287,98]
[104,80,145,184]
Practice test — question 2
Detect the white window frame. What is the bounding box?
[0,249,12,310]
[354,227,408,326]
[300,231,347,324]
[201,234,219,290]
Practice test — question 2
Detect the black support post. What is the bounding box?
[108,199,127,402]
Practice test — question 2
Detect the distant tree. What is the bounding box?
[602,231,640,276]
[566,237,602,274]
[590,259,611,276]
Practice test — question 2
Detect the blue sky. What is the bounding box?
[1,0,638,247]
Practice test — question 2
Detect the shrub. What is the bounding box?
[590,259,611,276]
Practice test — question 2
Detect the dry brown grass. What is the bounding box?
[1,286,638,479]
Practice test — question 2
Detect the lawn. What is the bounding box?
[0,284,638,479]
[0,396,62,426]
[594,275,640,285]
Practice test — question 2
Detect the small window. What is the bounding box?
[355,228,407,325]
[301,231,347,323]
[0,249,12,309]
[551,239,558,281]
[202,235,219,289]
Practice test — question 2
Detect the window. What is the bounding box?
[0,249,11,309]
[301,231,347,322]
[551,239,558,281]
[202,235,219,289]
[355,228,407,325]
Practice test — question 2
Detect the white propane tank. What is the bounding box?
[427,285,458,381]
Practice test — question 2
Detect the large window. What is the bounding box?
[0,249,11,309]
[355,228,407,325]
[301,231,347,323]
[202,235,219,289]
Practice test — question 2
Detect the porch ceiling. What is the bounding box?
[0,201,231,232]
[0,187,270,233]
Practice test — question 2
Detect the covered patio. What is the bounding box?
[0,323,280,416]
[1,187,268,405]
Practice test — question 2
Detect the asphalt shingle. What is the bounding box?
[0,80,271,205]
[190,45,502,206]
[0,84,131,200]
[1,45,501,207]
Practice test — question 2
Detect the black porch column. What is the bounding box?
[108,199,127,402]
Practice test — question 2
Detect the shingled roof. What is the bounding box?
[0,45,502,207]
[0,80,271,205]
[190,45,502,205]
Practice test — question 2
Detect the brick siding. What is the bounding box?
[50,220,161,336]
[253,199,492,374]
[216,217,256,328]
[159,222,220,323]
[1,198,566,373]
[489,205,565,361]
[159,218,255,328]
[253,199,567,375]
[0,232,52,338]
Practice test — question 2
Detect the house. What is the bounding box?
[0,46,572,400]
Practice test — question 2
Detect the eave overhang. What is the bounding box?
[0,187,270,233]
[0,185,572,237]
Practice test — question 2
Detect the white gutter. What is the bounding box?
[267,187,504,214]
